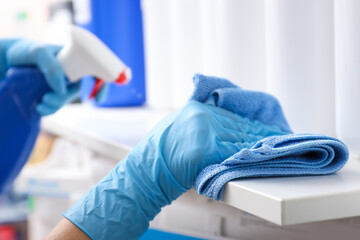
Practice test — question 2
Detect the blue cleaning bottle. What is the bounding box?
[79,0,146,107]
[0,26,132,193]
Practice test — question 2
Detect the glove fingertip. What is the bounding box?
[42,92,53,102]
[48,45,63,54]
[36,104,56,116]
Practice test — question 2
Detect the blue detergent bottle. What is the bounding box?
[79,0,146,107]
[0,26,131,193]
[0,67,49,193]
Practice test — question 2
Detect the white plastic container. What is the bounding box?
[334,0,360,156]
[265,0,335,135]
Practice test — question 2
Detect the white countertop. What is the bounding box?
[41,104,360,226]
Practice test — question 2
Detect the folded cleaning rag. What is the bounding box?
[191,74,349,201]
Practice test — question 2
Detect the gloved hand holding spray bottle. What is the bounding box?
[0,26,131,193]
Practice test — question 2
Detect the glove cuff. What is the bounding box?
[123,151,188,221]
[64,152,187,240]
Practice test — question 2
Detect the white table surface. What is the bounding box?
[42,104,360,226]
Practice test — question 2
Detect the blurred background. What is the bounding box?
[0,0,338,134]
[1,0,358,239]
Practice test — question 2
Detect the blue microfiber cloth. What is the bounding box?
[191,74,349,201]
[190,74,292,133]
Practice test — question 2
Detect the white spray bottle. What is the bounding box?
[58,25,132,98]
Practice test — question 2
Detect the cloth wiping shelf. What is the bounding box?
[191,74,349,201]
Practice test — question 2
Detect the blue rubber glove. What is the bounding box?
[64,101,286,240]
[0,39,80,116]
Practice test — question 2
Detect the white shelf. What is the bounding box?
[41,104,360,226]
[221,157,360,225]
[41,103,170,159]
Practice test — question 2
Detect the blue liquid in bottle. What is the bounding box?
[0,67,50,193]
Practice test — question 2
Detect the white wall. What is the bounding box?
[0,0,62,40]
[142,0,338,137]
[142,0,267,110]
[265,0,335,136]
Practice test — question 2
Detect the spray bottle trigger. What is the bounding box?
[89,78,105,99]
[89,70,130,100]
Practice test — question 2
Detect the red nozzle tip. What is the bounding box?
[89,78,105,99]
[115,70,127,84]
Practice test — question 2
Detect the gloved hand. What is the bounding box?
[0,39,80,116]
[64,101,286,240]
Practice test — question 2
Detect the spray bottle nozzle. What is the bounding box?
[88,67,131,100]
[115,69,128,84]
